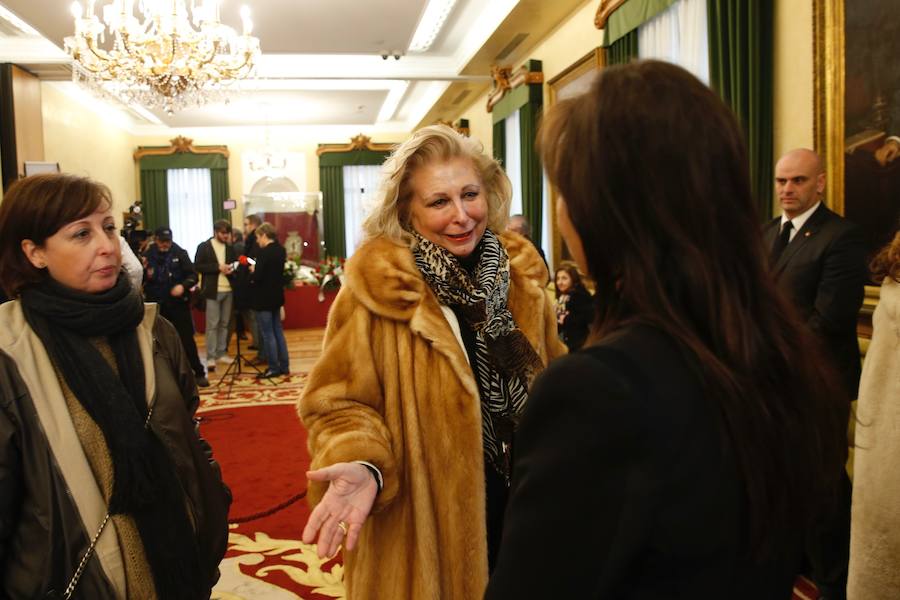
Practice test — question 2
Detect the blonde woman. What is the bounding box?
[848,231,900,599]
[299,125,565,599]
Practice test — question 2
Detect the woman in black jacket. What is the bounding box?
[249,222,290,378]
[554,262,592,351]
[486,61,850,599]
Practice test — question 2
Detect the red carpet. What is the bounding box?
[199,374,345,599]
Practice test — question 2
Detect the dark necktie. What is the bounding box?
[771,220,793,262]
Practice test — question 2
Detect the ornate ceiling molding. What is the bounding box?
[133,135,230,160]
[316,134,396,156]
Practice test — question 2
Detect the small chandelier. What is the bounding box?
[65,0,261,114]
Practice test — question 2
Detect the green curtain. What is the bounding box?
[490,59,542,243]
[210,168,230,223]
[492,120,506,167]
[607,29,639,65]
[319,165,345,258]
[139,170,168,231]
[137,150,230,229]
[707,0,774,220]
[520,103,543,247]
[602,0,678,46]
[317,149,390,258]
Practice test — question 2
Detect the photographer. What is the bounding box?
[144,226,209,387]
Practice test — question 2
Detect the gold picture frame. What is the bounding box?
[546,48,606,268]
[814,0,899,322]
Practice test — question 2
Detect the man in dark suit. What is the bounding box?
[764,148,868,600]
[765,148,868,397]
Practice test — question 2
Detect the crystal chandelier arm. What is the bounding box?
[67,0,260,111]
[84,35,115,66]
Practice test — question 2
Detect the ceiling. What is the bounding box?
[0,0,590,135]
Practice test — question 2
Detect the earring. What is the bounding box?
[36,262,46,269]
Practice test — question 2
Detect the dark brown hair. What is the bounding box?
[869,231,900,284]
[0,174,112,297]
[213,219,232,233]
[245,213,262,227]
[540,60,848,558]
[553,262,585,296]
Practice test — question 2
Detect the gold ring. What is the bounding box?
[337,521,348,535]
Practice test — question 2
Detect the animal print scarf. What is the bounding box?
[412,229,543,480]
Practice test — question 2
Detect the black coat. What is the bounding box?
[194,238,237,301]
[142,242,197,305]
[249,242,286,312]
[486,325,803,599]
[762,203,867,398]
[557,287,592,351]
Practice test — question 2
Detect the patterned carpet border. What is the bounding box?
[198,372,308,412]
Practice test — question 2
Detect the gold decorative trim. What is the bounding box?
[315,134,396,156]
[486,66,513,112]
[815,0,881,340]
[547,48,605,106]
[434,119,470,137]
[813,0,844,215]
[133,135,229,160]
[547,48,606,268]
[595,0,628,29]
[486,64,544,112]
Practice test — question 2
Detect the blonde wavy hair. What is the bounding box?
[362,124,512,247]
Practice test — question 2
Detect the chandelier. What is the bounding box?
[65,0,261,114]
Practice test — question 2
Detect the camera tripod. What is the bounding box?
[215,327,276,400]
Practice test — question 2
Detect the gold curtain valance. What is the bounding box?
[133,135,229,161]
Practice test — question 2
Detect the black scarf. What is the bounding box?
[412,229,543,480]
[20,275,204,599]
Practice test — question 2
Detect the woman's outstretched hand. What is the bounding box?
[301,462,378,558]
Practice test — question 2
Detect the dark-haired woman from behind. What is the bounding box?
[554,262,592,351]
[848,231,900,600]
[485,60,849,598]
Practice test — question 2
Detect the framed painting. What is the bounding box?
[546,47,605,268]
[815,0,900,317]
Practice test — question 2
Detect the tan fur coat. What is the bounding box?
[299,232,566,599]
[848,279,900,599]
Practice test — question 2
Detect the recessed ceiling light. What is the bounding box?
[376,81,409,122]
[408,0,458,53]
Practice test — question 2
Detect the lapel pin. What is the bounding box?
[804,231,811,237]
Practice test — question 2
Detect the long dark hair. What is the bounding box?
[540,60,848,558]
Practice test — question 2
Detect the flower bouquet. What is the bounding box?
[295,256,345,301]
[282,258,300,289]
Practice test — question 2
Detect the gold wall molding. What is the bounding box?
[434,119,470,137]
[547,48,606,268]
[133,135,229,160]
[813,0,844,215]
[814,0,884,341]
[595,0,628,29]
[316,134,396,156]
[486,64,544,112]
